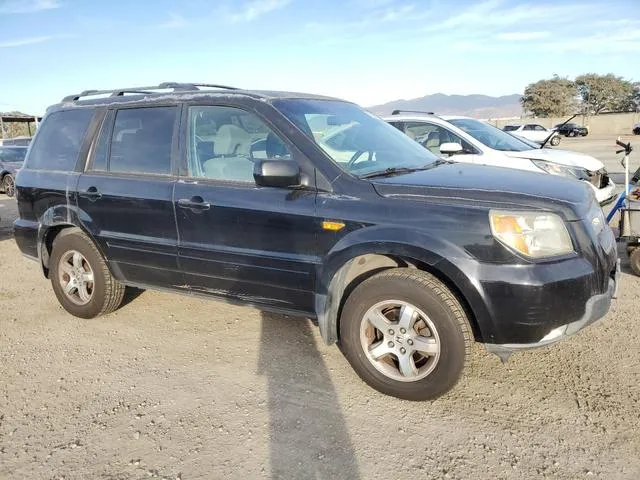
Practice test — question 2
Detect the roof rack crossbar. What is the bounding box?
[391,109,435,116]
[62,82,240,102]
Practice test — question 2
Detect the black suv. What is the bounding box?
[14,83,619,400]
[554,123,589,137]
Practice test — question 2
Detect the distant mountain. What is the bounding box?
[368,93,523,119]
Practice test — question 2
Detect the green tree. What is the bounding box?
[521,76,577,117]
[575,73,635,114]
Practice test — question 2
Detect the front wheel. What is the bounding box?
[2,175,15,197]
[550,136,561,147]
[339,269,472,401]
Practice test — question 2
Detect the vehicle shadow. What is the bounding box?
[258,311,360,479]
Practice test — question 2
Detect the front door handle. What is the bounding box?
[79,186,102,200]
[177,196,211,211]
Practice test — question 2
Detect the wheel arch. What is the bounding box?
[36,204,107,279]
[314,233,491,345]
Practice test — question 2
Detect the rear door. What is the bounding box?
[174,103,318,314]
[76,105,183,288]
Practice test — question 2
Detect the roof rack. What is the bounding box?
[62,82,240,102]
[391,109,435,116]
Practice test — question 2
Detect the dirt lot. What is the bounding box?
[1,137,640,479]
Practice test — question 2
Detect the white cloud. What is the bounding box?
[158,13,189,29]
[0,34,72,47]
[495,31,550,41]
[0,0,61,14]
[228,0,291,23]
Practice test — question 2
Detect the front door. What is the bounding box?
[76,106,183,288]
[174,104,318,314]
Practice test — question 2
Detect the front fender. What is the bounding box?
[314,226,493,345]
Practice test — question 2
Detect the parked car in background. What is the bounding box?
[385,112,616,205]
[0,145,27,197]
[503,124,561,146]
[633,123,640,135]
[12,82,619,401]
[554,123,588,137]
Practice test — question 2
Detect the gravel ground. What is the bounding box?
[1,137,640,479]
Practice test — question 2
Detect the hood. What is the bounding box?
[372,163,595,221]
[505,148,604,171]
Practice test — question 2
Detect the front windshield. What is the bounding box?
[449,118,535,152]
[0,147,27,163]
[273,99,439,176]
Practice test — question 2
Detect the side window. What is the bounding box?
[26,109,95,171]
[388,121,404,132]
[534,125,546,131]
[108,107,176,175]
[405,122,475,155]
[188,106,292,183]
[523,125,534,131]
[404,122,438,142]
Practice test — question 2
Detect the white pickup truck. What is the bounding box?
[503,124,561,146]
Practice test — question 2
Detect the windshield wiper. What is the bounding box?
[359,160,450,179]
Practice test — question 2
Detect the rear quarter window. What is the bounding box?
[26,109,95,171]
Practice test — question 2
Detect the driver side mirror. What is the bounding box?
[253,160,302,188]
[439,142,464,155]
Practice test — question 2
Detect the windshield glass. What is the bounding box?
[273,99,439,176]
[503,125,518,131]
[0,146,27,163]
[449,118,534,152]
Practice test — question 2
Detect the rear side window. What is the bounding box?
[26,109,94,171]
[108,107,176,175]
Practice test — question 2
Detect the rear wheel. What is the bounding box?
[550,136,561,147]
[2,174,15,197]
[339,268,472,401]
[630,247,640,277]
[50,229,125,318]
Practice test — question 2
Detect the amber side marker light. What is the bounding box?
[322,221,345,231]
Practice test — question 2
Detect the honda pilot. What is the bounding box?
[14,83,619,400]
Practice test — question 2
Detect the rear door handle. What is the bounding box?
[177,196,211,211]
[79,186,102,200]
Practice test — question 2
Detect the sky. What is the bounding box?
[1,0,640,114]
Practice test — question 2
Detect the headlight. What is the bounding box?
[531,160,589,180]
[489,210,574,258]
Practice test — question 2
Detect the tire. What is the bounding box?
[2,174,15,197]
[630,247,640,277]
[49,228,125,318]
[550,136,561,147]
[339,268,472,401]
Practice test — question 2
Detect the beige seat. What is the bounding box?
[425,131,441,155]
[203,124,254,181]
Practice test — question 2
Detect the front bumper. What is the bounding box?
[484,259,619,361]
[591,178,617,206]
